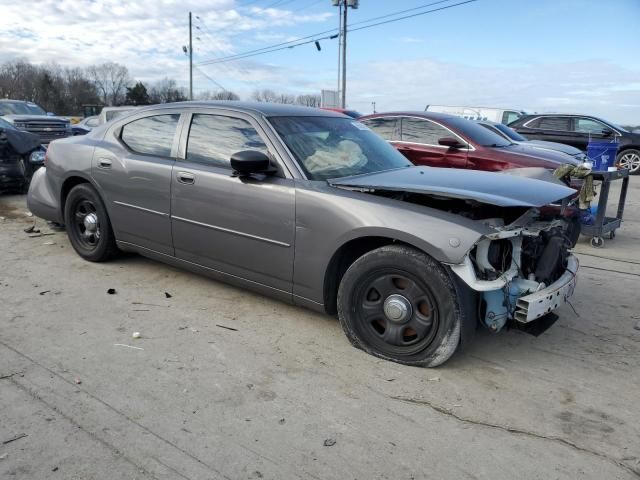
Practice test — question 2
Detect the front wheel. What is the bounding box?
[64,183,118,262]
[337,245,461,367]
[617,149,640,175]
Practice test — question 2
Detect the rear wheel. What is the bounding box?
[337,245,461,367]
[617,149,640,174]
[64,183,118,262]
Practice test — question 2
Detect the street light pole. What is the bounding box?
[332,0,358,109]
[189,11,193,101]
[340,4,347,109]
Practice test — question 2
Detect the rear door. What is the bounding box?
[399,117,468,168]
[522,116,577,147]
[170,109,295,294]
[93,112,181,254]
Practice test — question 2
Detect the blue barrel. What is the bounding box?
[587,140,618,171]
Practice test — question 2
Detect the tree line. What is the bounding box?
[0,60,321,116]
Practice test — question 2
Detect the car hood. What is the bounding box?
[527,140,584,156]
[2,114,70,123]
[501,143,581,166]
[329,166,576,207]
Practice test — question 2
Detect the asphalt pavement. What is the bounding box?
[1,178,639,480]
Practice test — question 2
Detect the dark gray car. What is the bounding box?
[28,102,579,367]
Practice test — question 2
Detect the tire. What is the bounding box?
[616,149,640,175]
[337,245,461,367]
[64,183,118,262]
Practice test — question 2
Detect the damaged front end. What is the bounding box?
[450,209,578,332]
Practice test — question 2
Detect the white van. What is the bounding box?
[425,105,528,125]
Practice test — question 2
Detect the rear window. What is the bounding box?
[121,114,180,157]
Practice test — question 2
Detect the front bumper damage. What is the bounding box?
[449,214,579,332]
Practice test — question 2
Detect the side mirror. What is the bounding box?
[230,150,272,175]
[601,128,614,137]
[438,136,466,149]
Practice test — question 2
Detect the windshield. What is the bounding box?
[447,116,512,147]
[491,123,527,141]
[269,116,411,181]
[0,101,47,116]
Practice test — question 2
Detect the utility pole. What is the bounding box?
[332,0,358,109]
[189,11,193,101]
[371,101,376,114]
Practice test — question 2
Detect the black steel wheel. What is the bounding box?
[64,183,118,262]
[337,245,461,367]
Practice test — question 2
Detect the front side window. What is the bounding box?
[269,116,410,181]
[402,118,450,145]
[574,118,607,134]
[186,114,267,169]
[537,116,571,131]
[360,117,399,141]
[121,114,180,157]
[502,111,522,125]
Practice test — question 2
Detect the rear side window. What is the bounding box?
[121,114,180,157]
[537,116,571,131]
[186,114,267,169]
[402,118,450,145]
[360,117,399,141]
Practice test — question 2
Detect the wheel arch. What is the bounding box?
[60,173,99,218]
[323,235,435,315]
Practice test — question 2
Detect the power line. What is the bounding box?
[197,0,478,66]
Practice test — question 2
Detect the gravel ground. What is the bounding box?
[1,178,639,480]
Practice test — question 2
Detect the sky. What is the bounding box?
[1,0,639,123]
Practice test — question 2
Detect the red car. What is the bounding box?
[321,107,362,118]
[359,112,580,170]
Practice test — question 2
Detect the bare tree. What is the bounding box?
[149,78,188,104]
[251,89,278,103]
[86,62,131,106]
[197,90,240,101]
[296,94,321,107]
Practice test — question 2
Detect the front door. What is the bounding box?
[397,117,468,168]
[92,113,181,254]
[571,117,613,151]
[171,111,295,294]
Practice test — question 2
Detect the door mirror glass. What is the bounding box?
[438,137,466,149]
[230,150,272,175]
[601,128,614,137]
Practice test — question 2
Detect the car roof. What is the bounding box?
[134,101,345,118]
[360,111,459,121]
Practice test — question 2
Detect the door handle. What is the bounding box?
[98,158,112,169]
[177,171,195,185]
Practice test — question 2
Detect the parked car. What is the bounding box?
[425,105,527,125]
[0,99,72,144]
[508,113,640,174]
[476,120,588,163]
[28,102,579,367]
[72,115,100,135]
[360,112,581,171]
[320,107,362,118]
[0,117,45,193]
[97,106,139,125]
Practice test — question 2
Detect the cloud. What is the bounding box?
[0,0,331,83]
[343,58,640,124]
